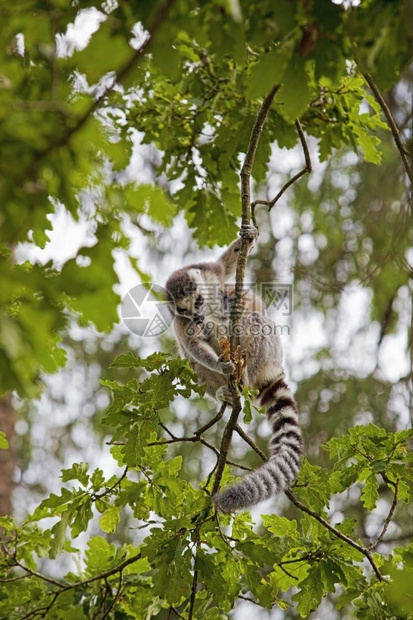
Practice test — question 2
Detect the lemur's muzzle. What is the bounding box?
[193,313,204,324]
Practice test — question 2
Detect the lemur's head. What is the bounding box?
[165,267,206,324]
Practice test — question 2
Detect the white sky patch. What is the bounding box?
[57,8,105,57]
[335,286,371,348]
[14,202,95,268]
[378,329,410,382]
[298,232,319,264]
[287,311,328,381]
[333,285,410,381]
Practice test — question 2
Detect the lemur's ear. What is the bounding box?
[187,268,204,285]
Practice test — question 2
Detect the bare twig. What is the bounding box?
[363,72,413,185]
[285,490,384,582]
[0,574,28,583]
[21,591,60,620]
[4,549,142,593]
[235,424,267,461]
[378,532,413,544]
[57,553,143,589]
[277,563,299,580]
[148,437,201,446]
[194,403,227,435]
[159,420,175,439]
[97,580,110,619]
[211,405,243,496]
[237,84,280,271]
[368,480,399,551]
[92,466,128,500]
[251,119,312,222]
[239,594,261,605]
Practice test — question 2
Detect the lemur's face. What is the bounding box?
[175,291,205,324]
[166,267,222,324]
[166,269,205,324]
[176,269,209,325]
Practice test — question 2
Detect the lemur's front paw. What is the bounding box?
[240,224,258,241]
[216,386,233,404]
[217,356,235,375]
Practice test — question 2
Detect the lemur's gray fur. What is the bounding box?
[165,226,302,512]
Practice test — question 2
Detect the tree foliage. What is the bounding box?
[0,0,412,618]
[1,355,413,618]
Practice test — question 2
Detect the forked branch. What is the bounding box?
[285,490,384,582]
[251,120,312,223]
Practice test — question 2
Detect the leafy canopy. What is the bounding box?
[1,0,409,395]
[0,1,412,619]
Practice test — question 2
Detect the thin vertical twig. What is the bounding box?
[367,481,399,550]
[363,72,413,185]
[212,86,279,496]
[188,545,199,620]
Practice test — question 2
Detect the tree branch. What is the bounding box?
[149,424,253,471]
[235,424,267,461]
[21,591,60,620]
[211,111,312,499]
[2,545,143,619]
[187,547,199,620]
[251,119,312,222]
[239,594,261,606]
[285,490,384,582]
[215,417,387,583]
[363,72,413,185]
[194,403,227,435]
[14,551,142,593]
[102,572,123,619]
[2,548,63,589]
[92,466,128,500]
[240,85,280,227]
[211,405,243,496]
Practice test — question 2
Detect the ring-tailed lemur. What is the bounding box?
[165,225,302,512]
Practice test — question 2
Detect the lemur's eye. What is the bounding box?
[177,307,190,315]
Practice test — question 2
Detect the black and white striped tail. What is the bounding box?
[213,377,302,513]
